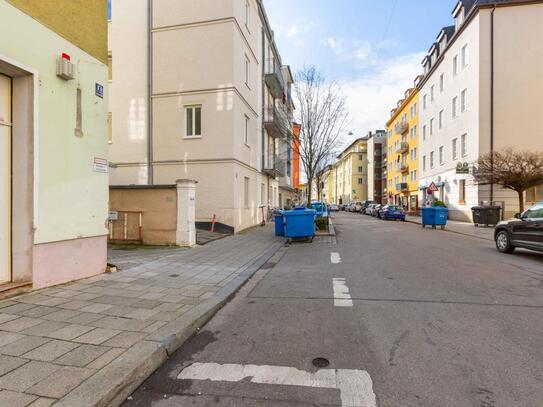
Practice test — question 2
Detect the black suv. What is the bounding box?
[494,201,543,254]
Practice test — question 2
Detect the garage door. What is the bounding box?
[0,74,11,283]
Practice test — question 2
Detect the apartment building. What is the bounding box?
[418,0,543,220]
[330,138,369,205]
[386,84,420,211]
[0,0,109,289]
[108,0,294,232]
[366,130,387,204]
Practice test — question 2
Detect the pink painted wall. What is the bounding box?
[32,235,107,289]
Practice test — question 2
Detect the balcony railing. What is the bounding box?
[264,106,290,139]
[264,58,285,99]
[263,157,286,178]
[400,163,409,173]
[395,142,409,154]
[395,121,409,135]
[396,183,409,191]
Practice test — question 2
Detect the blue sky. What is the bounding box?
[264,0,456,145]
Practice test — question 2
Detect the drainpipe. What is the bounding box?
[147,0,154,184]
[489,5,496,204]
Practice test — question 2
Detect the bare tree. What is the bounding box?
[474,148,543,212]
[293,67,348,207]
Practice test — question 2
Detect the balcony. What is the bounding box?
[264,106,290,139]
[400,163,409,173]
[395,121,409,135]
[396,183,409,191]
[395,142,409,154]
[264,58,285,99]
[263,157,286,178]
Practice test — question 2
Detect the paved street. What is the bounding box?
[126,212,543,407]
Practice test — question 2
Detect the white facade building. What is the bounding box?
[419,0,543,221]
[108,0,294,232]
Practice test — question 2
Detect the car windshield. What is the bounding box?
[523,202,543,219]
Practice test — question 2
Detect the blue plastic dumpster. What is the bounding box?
[273,211,284,236]
[422,206,448,229]
[283,208,317,239]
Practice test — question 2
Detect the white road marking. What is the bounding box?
[178,362,377,407]
[331,252,342,264]
[333,278,353,307]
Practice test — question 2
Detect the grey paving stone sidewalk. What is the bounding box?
[0,225,282,407]
[406,215,494,241]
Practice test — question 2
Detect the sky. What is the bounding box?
[264,0,456,148]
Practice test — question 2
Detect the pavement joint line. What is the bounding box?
[246,295,543,309]
[177,362,377,407]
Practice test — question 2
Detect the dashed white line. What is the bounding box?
[333,278,353,307]
[331,252,342,264]
[178,362,377,407]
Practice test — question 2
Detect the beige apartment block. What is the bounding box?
[108,0,294,232]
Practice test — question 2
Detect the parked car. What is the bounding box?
[362,200,375,213]
[372,204,382,217]
[379,205,406,221]
[364,204,375,215]
[494,201,543,254]
[350,201,363,213]
[329,203,339,212]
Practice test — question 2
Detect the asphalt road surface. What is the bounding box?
[124,212,543,407]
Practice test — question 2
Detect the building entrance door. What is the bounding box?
[0,74,11,283]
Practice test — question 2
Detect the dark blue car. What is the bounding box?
[379,205,406,221]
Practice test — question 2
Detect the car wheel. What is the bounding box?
[495,230,515,254]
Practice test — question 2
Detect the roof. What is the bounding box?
[336,137,367,159]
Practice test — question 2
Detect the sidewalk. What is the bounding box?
[406,215,494,241]
[0,225,283,407]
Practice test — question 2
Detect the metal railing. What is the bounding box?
[395,142,409,154]
[264,58,285,97]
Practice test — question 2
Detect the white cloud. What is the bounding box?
[286,24,299,38]
[339,51,425,145]
[322,37,376,66]
[322,36,342,50]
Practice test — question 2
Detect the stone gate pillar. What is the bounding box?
[176,179,197,247]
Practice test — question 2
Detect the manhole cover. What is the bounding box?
[169,274,179,278]
[312,358,330,368]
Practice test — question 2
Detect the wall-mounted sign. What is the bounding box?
[93,157,108,173]
[95,83,104,98]
[456,162,470,174]
[108,211,118,221]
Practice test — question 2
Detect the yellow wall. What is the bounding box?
[386,90,419,208]
[331,139,368,204]
[6,0,108,64]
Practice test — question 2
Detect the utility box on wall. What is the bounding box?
[56,54,75,80]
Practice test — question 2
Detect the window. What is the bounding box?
[430,151,435,169]
[358,166,364,173]
[453,55,458,76]
[461,44,467,68]
[411,103,417,117]
[358,178,364,185]
[244,177,250,207]
[422,125,426,141]
[423,94,427,109]
[439,73,444,92]
[439,110,444,129]
[439,146,444,165]
[452,97,458,118]
[108,0,112,20]
[412,125,417,139]
[461,89,467,112]
[430,118,434,136]
[523,202,543,219]
[431,85,435,102]
[526,185,543,202]
[245,0,250,29]
[452,138,458,160]
[108,112,112,143]
[185,105,202,137]
[245,56,250,86]
[459,179,466,204]
[461,133,467,157]
[244,115,249,145]
[422,155,427,171]
[108,54,112,81]
[411,147,417,161]
[359,154,365,161]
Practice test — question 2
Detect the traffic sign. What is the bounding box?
[428,182,439,192]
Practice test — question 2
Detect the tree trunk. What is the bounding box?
[517,190,524,213]
[306,179,312,208]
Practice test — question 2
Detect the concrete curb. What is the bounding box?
[55,241,284,407]
[405,219,493,242]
